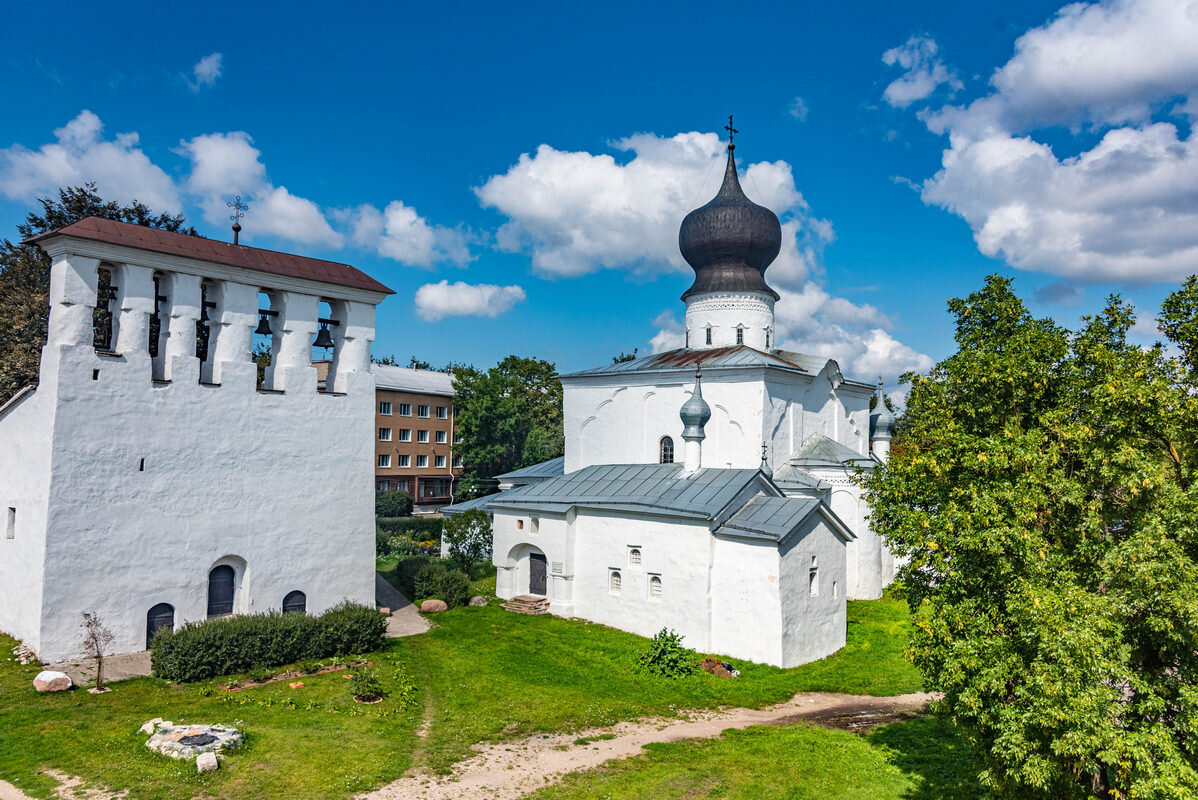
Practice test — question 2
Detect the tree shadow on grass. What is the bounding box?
[867,716,985,800]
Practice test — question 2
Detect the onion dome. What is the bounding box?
[680,367,712,441]
[869,377,896,442]
[679,144,782,301]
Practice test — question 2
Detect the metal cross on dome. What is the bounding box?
[724,115,738,145]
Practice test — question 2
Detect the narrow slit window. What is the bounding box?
[736,325,744,345]
[809,555,819,596]
[5,507,14,540]
[705,326,712,345]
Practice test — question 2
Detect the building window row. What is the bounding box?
[608,566,663,600]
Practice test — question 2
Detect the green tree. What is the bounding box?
[613,348,638,364]
[442,508,492,572]
[0,184,196,403]
[863,275,1198,799]
[452,355,563,490]
[375,489,414,518]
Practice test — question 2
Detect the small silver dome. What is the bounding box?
[680,368,711,440]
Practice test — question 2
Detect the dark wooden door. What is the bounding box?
[208,565,235,617]
[146,603,174,649]
[529,553,548,595]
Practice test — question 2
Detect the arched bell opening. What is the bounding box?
[254,290,278,390]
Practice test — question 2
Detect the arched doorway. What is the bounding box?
[208,565,235,617]
[146,603,174,649]
[282,590,306,613]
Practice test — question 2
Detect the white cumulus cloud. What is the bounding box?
[349,201,471,268]
[177,131,342,247]
[0,110,180,211]
[881,36,963,109]
[475,131,831,288]
[414,280,526,322]
[891,0,1198,284]
[187,53,223,92]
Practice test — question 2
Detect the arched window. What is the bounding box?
[629,547,642,566]
[649,575,663,599]
[282,590,306,613]
[146,603,174,649]
[207,565,235,617]
[659,436,674,464]
[736,325,745,345]
[609,569,622,593]
[705,326,713,345]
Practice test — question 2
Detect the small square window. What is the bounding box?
[417,430,429,443]
[417,405,430,418]
[416,455,428,468]
[452,455,463,468]
[399,403,412,416]
[398,454,411,468]
[399,429,412,442]
[454,433,463,444]
[378,428,392,442]
[435,455,446,469]
[379,401,393,416]
[435,430,447,444]
[436,406,448,419]
[517,519,524,530]
[377,454,392,469]
[629,547,642,566]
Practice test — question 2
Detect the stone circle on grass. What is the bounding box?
[144,721,243,759]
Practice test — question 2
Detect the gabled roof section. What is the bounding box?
[716,495,821,540]
[788,435,874,468]
[770,464,831,492]
[27,217,394,295]
[495,456,566,482]
[372,364,454,395]
[488,463,764,519]
[561,345,811,379]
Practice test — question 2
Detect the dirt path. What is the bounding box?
[359,690,935,800]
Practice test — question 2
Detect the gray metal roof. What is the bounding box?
[494,456,566,481]
[441,492,506,516]
[560,346,809,379]
[559,345,874,390]
[372,365,455,396]
[716,495,822,541]
[487,463,764,519]
[789,435,874,467]
[770,464,830,492]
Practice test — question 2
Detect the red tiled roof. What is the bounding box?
[27,217,394,295]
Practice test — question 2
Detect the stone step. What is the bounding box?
[502,595,550,615]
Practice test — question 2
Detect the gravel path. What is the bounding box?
[376,572,431,638]
[359,690,936,800]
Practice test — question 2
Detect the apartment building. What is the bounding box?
[371,365,462,509]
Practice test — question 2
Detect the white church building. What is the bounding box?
[475,139,898,668]
[0,217,392,662]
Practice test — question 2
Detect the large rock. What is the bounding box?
[420,599,448,613]
[467,596,487,607]
[196,752,219,773]
[33,670,73,692]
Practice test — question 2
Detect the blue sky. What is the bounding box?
[3,0,1196,386]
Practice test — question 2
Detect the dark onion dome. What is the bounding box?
[679,145,782,301]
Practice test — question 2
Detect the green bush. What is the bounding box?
[151,602,386,682]
[375,490,414,517]
[635,628,698,678]
[377,516,443,541]
[440,570,470,608]
[390,554,436,598]
[414,563,446,600]
[348,667,384,700]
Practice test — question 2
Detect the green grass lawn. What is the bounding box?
[0,585,928,799]
[529,717,983,800]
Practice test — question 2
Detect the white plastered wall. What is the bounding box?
[2,247,382,661]
[684,291,775,350]
[779,514,849,666]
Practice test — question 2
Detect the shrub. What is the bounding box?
[440,570,470,608]
[378,516,444,541]
[375,490,414,518]
[414,563,447,600]
[349,667,384,700]
[151,602,386,682]
[443,509,492,572]
[635,628,698,678]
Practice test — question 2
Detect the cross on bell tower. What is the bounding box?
[724,114,738,151]
[227,195,249,245]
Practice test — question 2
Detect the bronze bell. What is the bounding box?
[254,314,273,336]
[313,322,335,349]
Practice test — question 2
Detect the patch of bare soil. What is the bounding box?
[358,691,935,800]
[0,770,128,800]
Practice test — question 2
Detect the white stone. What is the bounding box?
[139,717,163,734]
[196,752,218,773]
[32,670,72,692]
[0,235,387,663]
